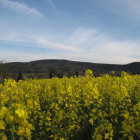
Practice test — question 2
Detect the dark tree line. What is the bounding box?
[0,60,139,81]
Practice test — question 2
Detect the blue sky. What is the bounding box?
[0,0,140,64]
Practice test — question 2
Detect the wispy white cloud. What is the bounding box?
[46,0,55,8]
[0,0,43,16]
[121,0,140,15]
[88,41,139,64]
[102,0,140,20]
[0,27,139,64]
[0,49,59,62]
[0,31,79,51]
[66,28,97,46]
[63,28,140,64]
[34,37,79,51]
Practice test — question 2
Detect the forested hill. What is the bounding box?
[3,59,140,78]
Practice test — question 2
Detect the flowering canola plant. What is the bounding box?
[0,70,140,140]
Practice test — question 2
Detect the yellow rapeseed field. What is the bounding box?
[0,70,140,140]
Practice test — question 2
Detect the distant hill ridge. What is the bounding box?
[4,59,140,77]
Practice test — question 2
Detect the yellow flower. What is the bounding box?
[17,127,25,136]
[5,114,14,124]
[0,107,8,119]
[15,109,28,119]
[0,120,5,130]
[25,128,31,139]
